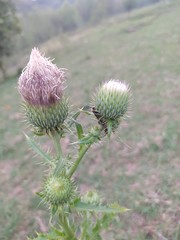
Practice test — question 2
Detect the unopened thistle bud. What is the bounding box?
[18,48,68,133]
[93,80,130,134]
[82,191,102,206]
[42,176,74,206]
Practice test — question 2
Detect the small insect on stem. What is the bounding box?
[92,106,108,134]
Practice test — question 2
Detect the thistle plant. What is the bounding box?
[18,48,131,240]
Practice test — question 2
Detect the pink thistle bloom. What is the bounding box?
[18,48,65,106]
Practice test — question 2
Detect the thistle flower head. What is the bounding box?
[93,80,130,134]
[18,48,69,133]
[42,176,74,206]
[18,48,65,106]
[102,80,128,93]
[94,80,129,120]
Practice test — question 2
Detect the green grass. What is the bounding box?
[1,1,180,239]
[0,200,20,240]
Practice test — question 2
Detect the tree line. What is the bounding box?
[0,0,20,80]
[18,0,162,48]
[0,0,164,80]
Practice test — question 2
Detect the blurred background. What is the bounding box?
[0,0,179,239]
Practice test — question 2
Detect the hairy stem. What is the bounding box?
[51,131,63,175]
[51,131,62,160]
[68,144,91,178]
[59,214,77,240]
[80,212,88,240]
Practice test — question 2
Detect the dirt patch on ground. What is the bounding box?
[0,160,18,183]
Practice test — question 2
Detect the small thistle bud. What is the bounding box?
[42,176,74,206]
[18,48,68,133]
[82,191,102,206]
[93,80,130,134]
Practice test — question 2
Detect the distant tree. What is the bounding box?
[75,0,97,24]
[0,0,20,80]
[136,0,161,7]
[151,0,161,3]
[110,0,124,15]
[58,2,80,32]
[123,0,138,11]
[89,0,110,24]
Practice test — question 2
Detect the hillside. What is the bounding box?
[0,1,180,239]
[12,0,65,13]
[12,0,160,13]
[11,0,164,50]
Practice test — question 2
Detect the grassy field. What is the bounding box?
[0,1,180,239]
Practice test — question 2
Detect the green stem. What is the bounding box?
[80,213,88,240]
[68,144,91,178]
[59,214,77,240]
[51,131,63,175]
[51,132,62,160]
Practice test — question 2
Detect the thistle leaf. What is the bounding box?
[75,122,84,151]
[77,136,95,145]
[25,134,55,166]
[80,105,92,115]
[67,110,81,128]
[67,106,92,128]
[74,200,129,214]
[75,123,84,140]
[27,227,65,239]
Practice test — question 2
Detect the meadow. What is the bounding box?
[0,1,180,239]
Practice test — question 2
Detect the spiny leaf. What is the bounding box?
[77,135,94,145]
[67,106,92,128]
[25,134,55,167]
[109,202,131,213]
[66,110,81,128]
[27,227,65,239]
[75,123,84,140]
[74,200,130,213]
[75,122,84,151]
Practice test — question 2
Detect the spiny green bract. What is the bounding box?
[93,80,130,134]
[42,175,74,206]
[95,80,129,120]
[24,97,68,132]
